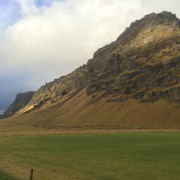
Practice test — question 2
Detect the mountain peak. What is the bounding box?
[142,11,179,26]
[130,11,179,29]
[117,11,180,43]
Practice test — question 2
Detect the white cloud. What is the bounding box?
[0,0,142,80]
[141,0,180,18]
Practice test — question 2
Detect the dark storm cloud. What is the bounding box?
[0,73,32,109]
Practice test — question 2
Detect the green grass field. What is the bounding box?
[0,169,18,180]
[0,132,180,179]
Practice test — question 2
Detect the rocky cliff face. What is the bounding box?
[2,91,35,118]
[3,11,180,118]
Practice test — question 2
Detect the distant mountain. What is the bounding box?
[1,92,35,118]
[2,11,180,129]
[0,109,5,114]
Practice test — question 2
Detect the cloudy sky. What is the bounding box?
[0,0,180,112]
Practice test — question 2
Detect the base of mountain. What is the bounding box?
[0,88,179,132]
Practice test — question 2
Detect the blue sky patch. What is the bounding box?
[0,0,21,34]
[35,0,54,7]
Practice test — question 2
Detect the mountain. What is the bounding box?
[1,11,180,129]
[1,92,35,118]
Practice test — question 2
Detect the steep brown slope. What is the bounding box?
[0,89,179,131]
[1,11,180,129]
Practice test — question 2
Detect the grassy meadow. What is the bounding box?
[0,169,18,180]
[0,132,180,179]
